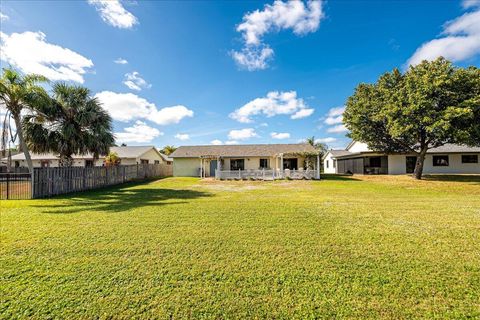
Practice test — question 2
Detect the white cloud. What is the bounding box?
[324,106,345,125]
[88,0,138,29]
[270,132,290,139]
[327,124,348,133]
[231,46,274,71]
[0,31,93,83]
[316,137,336,143]
[115,121,162,143]
[0,12,9,21]
[407,7,480,65]
[210,139,223,145]
[463,0,480,8]
[94,91,194,125]
[228,128,257,140]
[225,140,239,145]
[114,58,128,64]
[232,0,324,70]
[174,133,190,141]
[230,91,314,123]
[123,71,151,91]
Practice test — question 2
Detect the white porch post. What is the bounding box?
[199,158,203,178]
[216,157,220,179]
[280,153,284,179]
[316,153,320,180]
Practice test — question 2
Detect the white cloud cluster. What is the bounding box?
[210,139,223,145]
[408,3,480,65]
[230,91,314,123]
[316,137,336,143]
[228,128,258,140]
[0,11,9,21]
[114,58,128,64]
[270,132,290,139]
[323,106,348,134]
[88,0,138,29]
[174,133,190,141]
[94,91,194,125]
[123,71,151,91]
[115,121,162,143]
[232,0,324,70]
[0,31,93,83]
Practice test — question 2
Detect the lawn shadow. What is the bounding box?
[320,174,361,181]
[31,181,212,214]
[422,174,480,184]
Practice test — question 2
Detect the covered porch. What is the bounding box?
[336,155,388,175]
[198,152,321,180]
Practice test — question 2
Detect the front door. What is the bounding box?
[406,156,417,174]
[210,160,217,177]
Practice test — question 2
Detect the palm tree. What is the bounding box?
[306,136,328,154]
[161,145,177,155]
[0,68,49,172]
[23,83,114,166]
[105,151,120,167]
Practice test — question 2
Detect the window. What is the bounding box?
[369,157,382,167]
[326,160,329,168]
[140,159,149,164]
[230,159,244,170]
[433,155,449,166]
[333,160,336,168]
[259,158,268,169]
[40,160,50,168]
[462,155,478,164]
[154,160,160,164]
[283,158,298,170]
[85,160,94,167]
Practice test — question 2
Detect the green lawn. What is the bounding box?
[1,175,479,319]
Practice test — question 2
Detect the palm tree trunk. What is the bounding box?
[12,113,33,173]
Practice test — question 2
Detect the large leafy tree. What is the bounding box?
[0,68,49,172]
[343,58,480,179]
[23,83,115,166]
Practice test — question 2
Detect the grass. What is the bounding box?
[1,175,479,319]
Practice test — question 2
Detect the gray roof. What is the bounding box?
[328,150,353,157]
[3,146,158,161]
[159,153,173,162]
[171,143,318,158]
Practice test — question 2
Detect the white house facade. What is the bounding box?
[323,141,480,175]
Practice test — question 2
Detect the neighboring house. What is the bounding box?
[3,146,164,168]
[159,153,173,165]
[323,141,480,175]
[170,143,319,178]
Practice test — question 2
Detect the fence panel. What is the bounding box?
[0,173,32,200]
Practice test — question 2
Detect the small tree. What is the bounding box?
[161,145,176,155]
[343,58,480,179]
[105,151,120,166]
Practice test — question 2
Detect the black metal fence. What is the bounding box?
[0,164,170,200]
[0,173,32,200]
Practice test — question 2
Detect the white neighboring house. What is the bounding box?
[323,141,480,175]
[3,146,164,168]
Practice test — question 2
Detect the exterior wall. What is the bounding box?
[136,148,163,164]
[388,153,480,174]
[323,153,336,174]
[173,158,201,177]
[347,142,371,153]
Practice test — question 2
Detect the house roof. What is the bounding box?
[159,153,173,162]
[327,150,353,157]
[2,146,158,161]
[170,143,318,158]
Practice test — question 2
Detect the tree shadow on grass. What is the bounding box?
[31,181,212,214]
[422,174,480,184]
[320,174,361,181]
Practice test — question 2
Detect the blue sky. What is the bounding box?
[1,0,479,149]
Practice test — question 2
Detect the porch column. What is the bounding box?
[216,157,220,179]
[316,153,320,180]
[199,158,203,178]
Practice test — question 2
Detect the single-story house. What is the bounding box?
[170,143,320,179]
[323,141,480,175]
[159,152,173,165]
[3,146,164,168]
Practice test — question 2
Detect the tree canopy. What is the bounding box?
[343,58,480,179]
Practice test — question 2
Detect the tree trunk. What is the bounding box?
[59,154,73,167]
[12,113,33,173]
[413,148,428,180]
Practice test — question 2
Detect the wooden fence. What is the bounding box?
[31,164,171,199]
